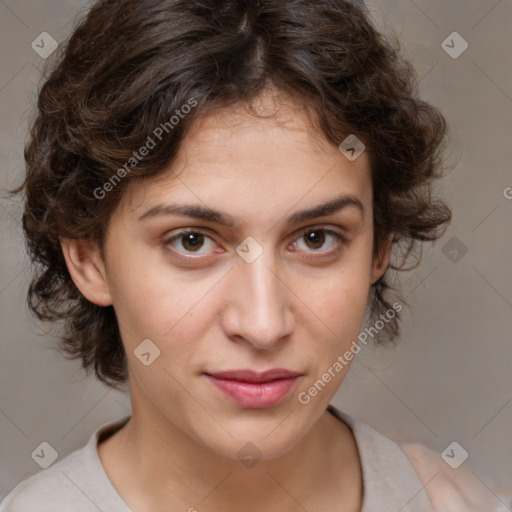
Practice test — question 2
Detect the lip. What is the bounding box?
[204,369,303,408]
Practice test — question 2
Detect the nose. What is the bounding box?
[221,250,294,350]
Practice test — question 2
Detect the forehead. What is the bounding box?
[117,99,372,222]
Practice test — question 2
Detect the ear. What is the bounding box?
[60,238,112,306]
[370,232,393,285]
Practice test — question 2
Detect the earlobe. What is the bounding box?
[60,238,112,306]
[371,232,393,285]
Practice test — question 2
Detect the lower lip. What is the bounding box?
[205,375,300,408]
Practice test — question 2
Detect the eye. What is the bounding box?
[292,227,348,254]
[163,226,348,260]
[164,229,218,255]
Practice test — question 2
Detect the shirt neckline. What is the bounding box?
[88,406,365,511]
[86,415,132,510]
[326,404,367,510]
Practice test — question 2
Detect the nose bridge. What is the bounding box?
[225,245,293,349]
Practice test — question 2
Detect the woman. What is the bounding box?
[1,0,508,510]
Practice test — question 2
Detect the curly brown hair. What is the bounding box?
[14,0,451,388]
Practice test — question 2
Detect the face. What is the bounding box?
[72,99,390,461]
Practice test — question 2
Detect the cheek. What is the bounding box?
[309,280,368,348]
[303,259,371,328]
[297,256,371,368]
[104,253,177,345]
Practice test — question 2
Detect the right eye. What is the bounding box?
[164,229,219,256]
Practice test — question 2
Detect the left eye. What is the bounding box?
[292,228,346,253]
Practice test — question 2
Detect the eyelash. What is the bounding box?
[163,226,349,260]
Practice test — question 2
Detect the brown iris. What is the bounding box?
[181,233,205,252]
[303,229,326,250]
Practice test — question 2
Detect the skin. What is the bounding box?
[402,443,504,511]
[61,95,393,512]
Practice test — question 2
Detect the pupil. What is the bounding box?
[306,230,325,249]
[183,233,203,251]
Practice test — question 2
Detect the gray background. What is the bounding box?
[1,0,511,502]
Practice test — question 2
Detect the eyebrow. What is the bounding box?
[137,194,364,227]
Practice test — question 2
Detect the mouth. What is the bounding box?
[204,369,303,409]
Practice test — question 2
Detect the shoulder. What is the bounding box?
[0,443,101,512]
[1,416,132,512]
[401,442,509,512]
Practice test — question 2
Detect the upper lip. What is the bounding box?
[205,369,303,383]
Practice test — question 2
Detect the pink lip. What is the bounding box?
[205,369,302,408]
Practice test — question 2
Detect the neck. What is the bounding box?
[98,401,362,511]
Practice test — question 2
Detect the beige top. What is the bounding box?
[327,405,435,511]
[1,404,509,511]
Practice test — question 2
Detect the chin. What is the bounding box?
[200,413,308,463]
